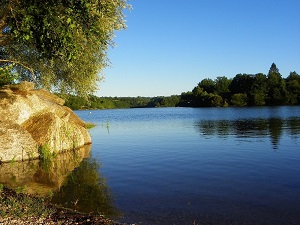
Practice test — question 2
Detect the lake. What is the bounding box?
[75,106,300,225]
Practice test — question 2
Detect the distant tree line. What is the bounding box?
[58,94,181,110]
[178,63,300,107]
[27,63,300,109]
[2,63,299,109]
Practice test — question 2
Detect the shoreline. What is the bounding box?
[0,186,133,225]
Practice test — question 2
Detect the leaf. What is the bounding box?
[24,35,30,40]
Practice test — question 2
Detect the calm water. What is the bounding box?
[76,106,300,225]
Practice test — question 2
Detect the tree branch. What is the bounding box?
[0,59,36,82]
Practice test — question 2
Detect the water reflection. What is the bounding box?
[196,117,300,149]
[0,145,119,217]
[51,158,119,217]
[0,145,90,195]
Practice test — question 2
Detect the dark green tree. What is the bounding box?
[230,74,254,96]
[285,71,300,104]
[191,86,208,107]
[250,73,268,106]
[199,78,215,94]
[178,91,194,107]
[231,93,248,106]
[208,93,223,107]
[214,76,231,101]
[266,63,287,105]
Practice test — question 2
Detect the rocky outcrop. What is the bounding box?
[0,82,91,162]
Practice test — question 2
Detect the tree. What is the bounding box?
[229,74,254,95]
[191,86,208,107]
[286,71,300,104]
[199,78,215,94]
[178,91,193,107]
[269,62,279,74]
[208,93,223,107]
[231,93,248,106]
[250,73,268,106]
[266,63,287,105]
[214,76,231,100]
[0,0,129,95]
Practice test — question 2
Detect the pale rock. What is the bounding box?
[0,121,39,162]
[0,82,91,162]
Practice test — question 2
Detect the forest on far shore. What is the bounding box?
[59,63,299,110]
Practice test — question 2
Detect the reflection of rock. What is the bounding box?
[0,145,91,196]
[51,156,120,217]
[0,82,91,162]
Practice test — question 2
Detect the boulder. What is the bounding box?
[0,82,91,162]
[0,121,39,162]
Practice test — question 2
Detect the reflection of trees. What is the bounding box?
[200,121,215,136]
[196,117,300,149]
[217,120,231,138]
[232,119,269,138]
[268,118,283,149]
[51,158,120,218]
[287,118,300,136]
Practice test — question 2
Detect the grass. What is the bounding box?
[85,122,96,129]
[38,144,56,171]
[39,144,55,161]
[0,185,55,220]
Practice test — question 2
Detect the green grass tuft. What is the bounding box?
[85,122,96,129]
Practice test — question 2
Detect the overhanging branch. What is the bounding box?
[0,59,36,82]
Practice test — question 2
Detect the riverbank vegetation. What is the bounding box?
[58,63,299,110]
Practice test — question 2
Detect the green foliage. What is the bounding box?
[230,74,254,95]
[231,93,248,106]
[286,71,300,104]
[1,0,130,96]
[215,76,231,99]
[38,145,53,161]
[179,63,299,107]
[209,94,223,107]
[38,144,56,171]
[249,73,268,106]
[199,78,215,94]
[146,95,180,107]
[267,63,287,105]
[56,63,298,109]
[59,94,181,110]
[85,122,96,129]
[0,64,17,87]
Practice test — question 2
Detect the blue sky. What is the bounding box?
[97,0,300,97]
